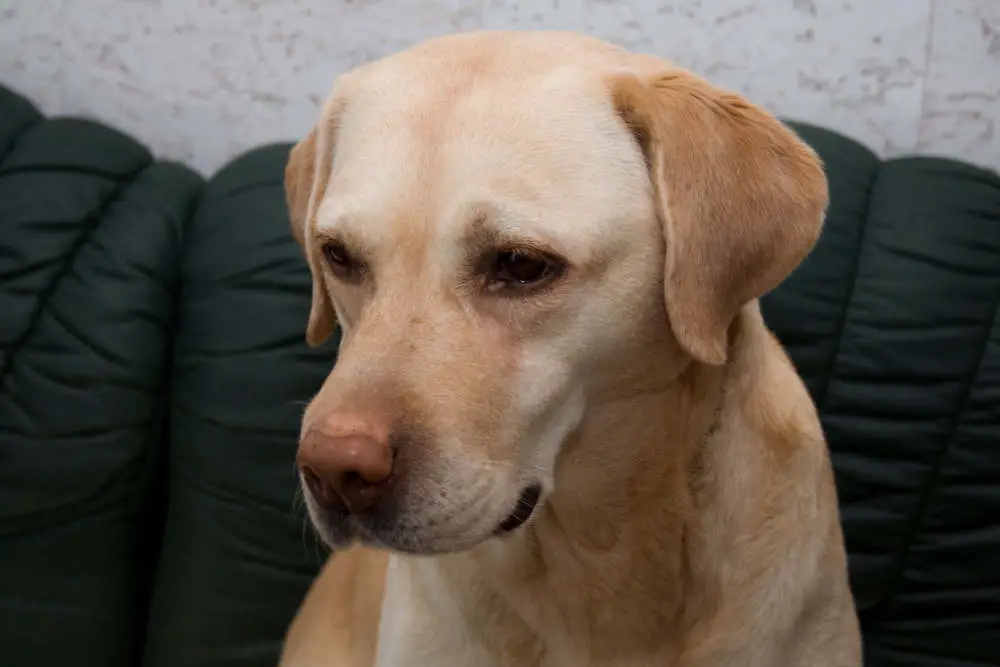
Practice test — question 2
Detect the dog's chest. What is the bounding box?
[374,557,510,667]
[373,556,669,667]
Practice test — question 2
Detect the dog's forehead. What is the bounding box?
[316,42,653,258]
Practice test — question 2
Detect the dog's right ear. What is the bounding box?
[285,126,320,248]
[284,93,348,347]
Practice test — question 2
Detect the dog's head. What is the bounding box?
[287,32,826,554]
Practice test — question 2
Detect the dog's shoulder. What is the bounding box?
[279,545,388,667]
[731,306,827,468]
[672,306,858,665]
[690,304,840,592]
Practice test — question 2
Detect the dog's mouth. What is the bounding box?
[306,480,545,552]
[494,483,542,535]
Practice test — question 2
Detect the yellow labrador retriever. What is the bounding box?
[279,30,861,667]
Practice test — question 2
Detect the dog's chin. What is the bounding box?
[306,483,544,555]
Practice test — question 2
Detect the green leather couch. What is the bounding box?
[1,82,998,667]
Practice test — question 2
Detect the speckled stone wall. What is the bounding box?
[2,0,997,175]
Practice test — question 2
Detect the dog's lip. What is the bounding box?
[494,483,542,535]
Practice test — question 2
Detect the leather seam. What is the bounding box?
[0,111,43,167]
[0,165,149,392]
[873,280,1000,620]
[814,164,882,413]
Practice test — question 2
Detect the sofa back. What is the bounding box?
[1,84,998,667]
[766,123,1000,666]
[0,85,202,665]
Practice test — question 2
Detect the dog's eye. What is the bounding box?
[322,241,361,281]
[488,249,561,293]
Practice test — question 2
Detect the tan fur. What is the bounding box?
[279,545,387,667]
[610,60,827,365]
[279,31,861,667]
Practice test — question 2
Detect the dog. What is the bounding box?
[278,30,861,667]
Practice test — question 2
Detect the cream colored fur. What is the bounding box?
[279,30,861,667]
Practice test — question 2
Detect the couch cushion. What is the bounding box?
[142,146,335,667]
[0,85,203,667]
[125,114,998,667]
[764,122,1000,667]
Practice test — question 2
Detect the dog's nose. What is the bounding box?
[296,424,394,514]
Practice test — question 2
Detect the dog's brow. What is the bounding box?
[314,197,351,232]
[313,201,378,250]
[460,206,564,256]
[460,211,502,249]
[314,226,372,260]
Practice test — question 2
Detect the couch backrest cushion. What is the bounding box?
[145,122,1000,667]
[141,146,335,667]
[764,122,1000,667]
[0,86,203,667]
[5,73,995,667]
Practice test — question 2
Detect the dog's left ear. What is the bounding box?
[610,66,827,365]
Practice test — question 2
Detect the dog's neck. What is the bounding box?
[412,313,753,662]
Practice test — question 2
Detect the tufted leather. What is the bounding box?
[1,83,997,667]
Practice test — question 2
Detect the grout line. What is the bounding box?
[915,0,939,151]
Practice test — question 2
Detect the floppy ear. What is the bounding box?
[285,126,320,248]
[610,67,827,365]
[284,95,347,347]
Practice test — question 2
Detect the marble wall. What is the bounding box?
[2,0,997,175]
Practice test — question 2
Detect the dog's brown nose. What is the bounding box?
[297,423,394,514]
